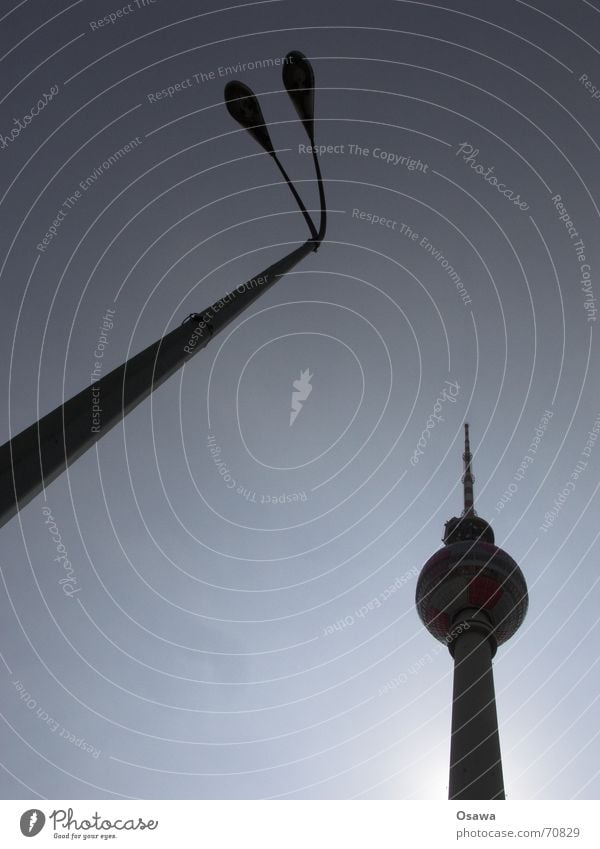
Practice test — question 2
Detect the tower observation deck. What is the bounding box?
[415,424,528,799]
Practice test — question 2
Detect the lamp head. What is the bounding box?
[224,80,274,154]
[282,51,315,140]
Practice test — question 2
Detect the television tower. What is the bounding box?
[415,424,528,799]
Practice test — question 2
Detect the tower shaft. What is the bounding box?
[449,611,505,800]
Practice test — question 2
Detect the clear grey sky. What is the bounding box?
[1,0,599,799]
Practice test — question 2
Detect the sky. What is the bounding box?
[0,0,599,800]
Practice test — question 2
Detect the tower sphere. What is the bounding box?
[415,422,528,646]
[416,539,528,645]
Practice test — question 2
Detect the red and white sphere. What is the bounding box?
[416,540,528,645]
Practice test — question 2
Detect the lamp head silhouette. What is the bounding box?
[283,50,315,141]
[224,80,274,154]
[224,51,325,247]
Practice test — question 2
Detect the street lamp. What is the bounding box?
[0,51,327,528]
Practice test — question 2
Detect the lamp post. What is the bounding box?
[0,51,327,528]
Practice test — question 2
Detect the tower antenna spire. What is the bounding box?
[462,422,476,517]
